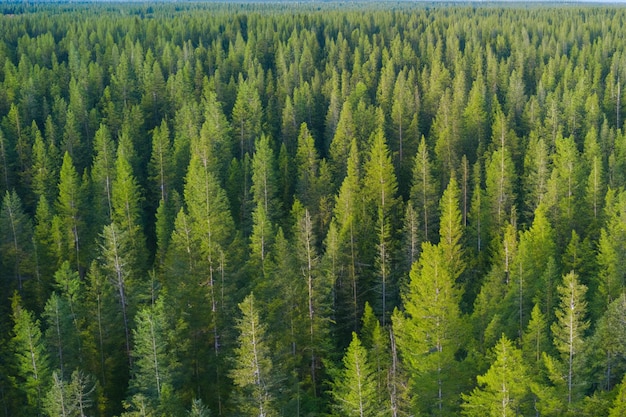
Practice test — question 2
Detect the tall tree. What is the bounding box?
[410,137,439,243]
[230,293,277,417]
[90,123,117,229]
[363,129,400,324]
[148,119,174,204]
[56,152,84,272]
[438,175,465,283]
[0,191,34,294]
[232,76,262,159]
[546,271,590,408]
[128,296,181,414]
[11,294,50,416]
[393,242,464,415]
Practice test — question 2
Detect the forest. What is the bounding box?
[0,1,625,416]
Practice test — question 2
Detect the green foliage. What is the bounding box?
[330,332,381,417]
[462,335,530,417]
[1,4,626,415]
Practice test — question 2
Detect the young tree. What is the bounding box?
[230,293,277,417]
[56,152,84,272]
[148,119,174,204]
[90,124,117,229]
[330,332,381,417]
[393,242,463,415]
[232,76,262,159]
[11,294,50,416]
[0,190,34,293]
[410,137,439,243]
[461,335,530,417]
[44,370,94,417]
[546,271,590,408]
[128,296,181,413]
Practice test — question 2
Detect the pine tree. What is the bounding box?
[11,294,50,416]
[333,139,364,334]
[90,123,117,229]
[438,175,465,283]
[609,374,626,417]
[128,296,180,410]
[587,294,626,392]
[330,332,381,417]
[363,129,400,324]
[112,144,146,278]
[230,293,277,417]
[148,119,174,204]
[99,223,135,363]
[232,76,262,159]
[0,190,34,293]
[56,152,84,272]
[393,242,463,415]
[410,137,439,243]
[43,370,95,417]
[461,335,530,417]
[547,271,590,407]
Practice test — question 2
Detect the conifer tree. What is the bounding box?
[128,296,181,411]
[393,242,463,415]
[438,175,465,283]
[44,370,94,417]
[11,294,50,416]
[333,139,364,334]
[0,190,33,293]
[112,144,146,278]
[363,129,400,324]
[148,119,174,204]
[56,152,84,272]
[90,123,117,228]
[232,76,262,159]
[609,374,626,417]
[547,271,590,407]
[330,332,381,417]
[461,335,530,417]
[410,137,439,243]
[230,293,277,417]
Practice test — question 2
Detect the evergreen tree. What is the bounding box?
[547,271,590,408]
[609,374,626,417]
[0,190,34,294]
[232,76,262,159]
[363,129,400,324]
[56,152,84,272]
[230,293,277,417]
[393,242,463,415]
[438,175,465,283]
[11,294,50,416]
[112,144,146,278]
[410,137,439,243]
[128,296,181,413]
[148,119,174,204]
[461,335,530,417]
[90,123,117,229]
[43,370,94,417]
[330,332,381,417]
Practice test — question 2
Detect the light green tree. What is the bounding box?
[11,294,50,416]
[331,332,381,417]
[230,293,277,417]
[393,242,463,415]
[546,271,590,408]
[461,335,530,417]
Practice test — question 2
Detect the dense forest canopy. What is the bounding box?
[0,2,626,416]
